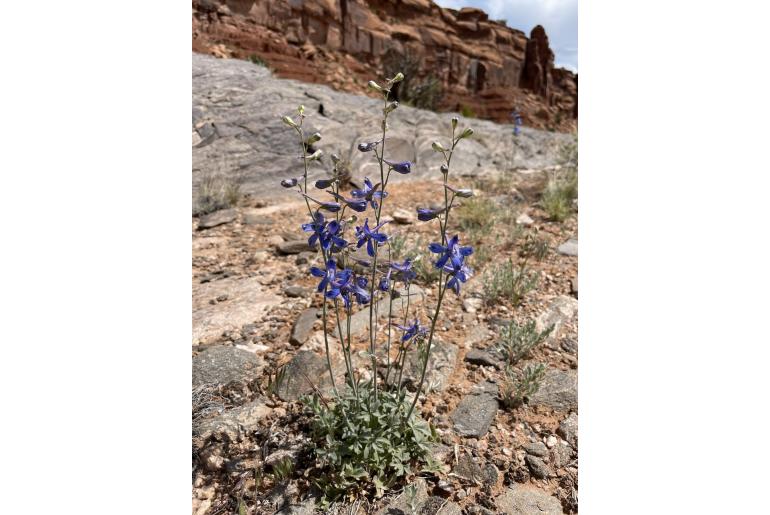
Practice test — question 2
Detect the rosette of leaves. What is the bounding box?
[303,384,437,505]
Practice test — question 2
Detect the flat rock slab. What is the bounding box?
[535,295,578,347]
[198,208,237,229]
[374,478,429,515]
[528,369,577,411]
[452,453,499,486]
[451,380,499,438]
[395,340,459,393]
[557,238,578,256]
[192,53,575,203]
[192,276,281,345]
[276,348,346,401]
[558,412,578,448]
[277,240,314,255]
[464,349,503,369]
[290,308,319,346]
[192,346,264,389]
[495,486,565,515]
[194,398,270,445]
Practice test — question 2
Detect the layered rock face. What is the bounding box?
[192,0,577,131]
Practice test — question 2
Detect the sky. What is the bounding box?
[434,0,578,72]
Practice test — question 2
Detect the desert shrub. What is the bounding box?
[456,196,496,240]
[496,319,554,365]
[460,104,476,118]
[541,137,578,222]
[482,232,549,305]
[248,54,267,67]
[501,363,547,408]
[195,173,242,215]
[278,76,476,503]
[305,384,435,503]
[382,49,443,111]
[482,258,539,306]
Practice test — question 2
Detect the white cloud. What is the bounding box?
[434,0,578,72]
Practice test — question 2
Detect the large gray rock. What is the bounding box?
[374,478,429,515]
[535,295,578,347]
[556,238,578,256]
[276,349,345,401]
[496,486,565,515]
[450,380,499,438]
[194,399,270,444]
[192,346,264,389]
[192,53,575,204]
[394,339,458,393]
[528,370,578,411]
[558,412,578,448]
[197,208,237,229]
[290,308,318,346]
[192,276,281,345]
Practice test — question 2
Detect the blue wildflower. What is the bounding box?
[303,194,342,212]
[443,259,473,295]
[351,177,388,210]
[327,192,368,213]
[395,319,428,343]
[417,206,446,221]
[355,219,389,257]
[310,259,340,293]
[390,258,416,285]
[324,220,348,252]
[314,178,335,189]
[428,235,473,269]
[379,268,392,292]
[301,211,326,248]
[384,159,412,174]
[512,110,523,136]
[340,275,371,307]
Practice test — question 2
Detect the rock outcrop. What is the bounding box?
[192,0,577,131]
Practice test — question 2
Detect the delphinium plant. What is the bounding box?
[279,73,476,503]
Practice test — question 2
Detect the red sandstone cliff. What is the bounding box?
[192,0,577,131]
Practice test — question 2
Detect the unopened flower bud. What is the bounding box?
[451,117,459,129]
[280,178,298,188]
[307,132,321,144]
[331,153,341,164]
[460,127,474,139]
[298,105,305,115]
[455,189,473,198]
[440,164,449,175]
[432,141,447,152]
[383,101,399,115]
[368,80,385,93]
[281,115,298,129]
[388,72,405,84]
[305,149,323,161]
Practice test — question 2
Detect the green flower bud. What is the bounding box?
[388,72,405,84]
[281,115,298,129]
[451,117,459,129]
[383,101,399,115]
[459,127,474,139]
[432,141,447,152]
[368,80,385,93]
[307,132,321,144]
[305,149,323,161]
[298,105,305,115]
[455,188,473,198]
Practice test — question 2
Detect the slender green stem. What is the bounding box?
[405,275,448,420]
